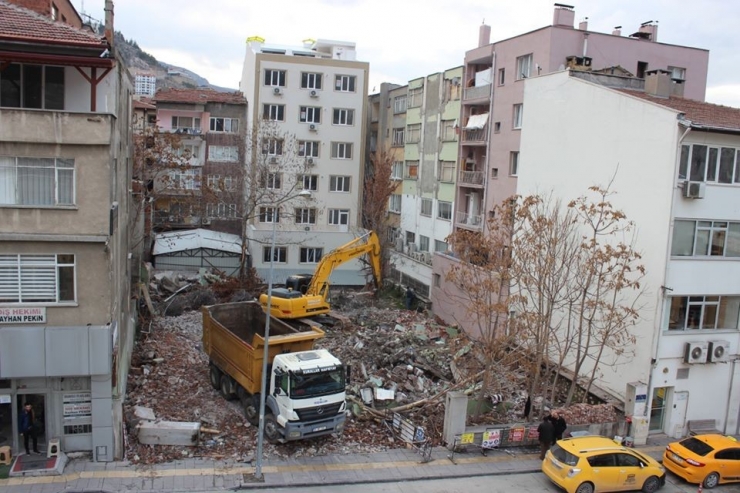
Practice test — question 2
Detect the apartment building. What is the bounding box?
[0,0,134,461]
[239,38,369,286]
[134,72,156,97]
[518,69,740,443]
[432,4,710,333]
[150,88,247,238]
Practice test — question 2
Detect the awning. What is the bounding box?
[464,113,489,130]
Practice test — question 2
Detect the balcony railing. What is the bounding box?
[462,128,487,142]
[459,170,484,185]
[456,210,483,229]
[464,84,491,101]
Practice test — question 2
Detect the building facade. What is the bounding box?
[134,72,156,97]
[239,38,369,286]
[518,69,740,442]
[432,4,711,333]
[0,0,134,461]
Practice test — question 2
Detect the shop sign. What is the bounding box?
[0,394,10,404]
[63,392,92,418]
[0,307,46,324]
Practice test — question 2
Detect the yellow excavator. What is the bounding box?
[259,231,381,320]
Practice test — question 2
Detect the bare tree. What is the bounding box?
[362,146,400,276]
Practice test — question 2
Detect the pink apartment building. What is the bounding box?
[431,4,710,334]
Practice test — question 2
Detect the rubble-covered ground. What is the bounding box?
[124,275,619,465]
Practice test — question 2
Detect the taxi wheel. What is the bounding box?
[575,482,594,493]
[703,472,720,489]
[642,476,661,493]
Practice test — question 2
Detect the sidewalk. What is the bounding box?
[0,435,674,493]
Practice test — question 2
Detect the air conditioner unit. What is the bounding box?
[309,123,317,132]
[304,226,310,232]
[269,157,277,164]
[273,87,282,95]
[422,252,432,263]
[309,90,318,98]
[708,340,731,363]
[306,157,315,166]
[682,180,706,199]
[684,341,709,364]
[202,218,211,225]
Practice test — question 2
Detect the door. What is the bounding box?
[616,452,644,491]
[714,448,740,481]
[649,387,668,433]
[671,391,689,438]
[587,453,621,488]
[0,390,11,451]
[17,394,46,452]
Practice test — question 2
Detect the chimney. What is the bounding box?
[104,0,114,45]
[637,21,658,42]
[553,3,575,28]
[612,26,622,36]
[579,18,588,31]
[670,79,685,98]
[478,23,491,47]
[644,69,672,98]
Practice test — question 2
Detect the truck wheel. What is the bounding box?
[209,365,221,390]
[244,398,260,426]
[220,376,236,400]
[264,413,281,444]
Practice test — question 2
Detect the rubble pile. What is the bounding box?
[552,403,619,425]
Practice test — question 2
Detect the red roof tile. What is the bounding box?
[620,89,740,132]
[154,88,247,105]
[0,1,107,49]
[133,98,156,110]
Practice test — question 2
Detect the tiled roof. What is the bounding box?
[154,88,247,105]
[133,98,156,110]
[620,90,740,132]
[0,1,107,48]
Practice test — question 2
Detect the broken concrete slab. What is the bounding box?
[134,406,156,421]
[137,421,200,446]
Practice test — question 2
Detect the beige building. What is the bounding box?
[0,0,134,461]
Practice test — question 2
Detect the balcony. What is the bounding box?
[170,127,203,136]
[464,84,491,101]
[459,170,484,186]
[456,210,483,230]
[0,109,112,145]
[462,128,487,144]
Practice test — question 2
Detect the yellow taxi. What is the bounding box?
[542,436,666,493]
[663,434,740,489]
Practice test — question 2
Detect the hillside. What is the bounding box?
[114,31,236,93]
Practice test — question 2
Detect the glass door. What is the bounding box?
[649,387,667,433]
[17,394,46,452]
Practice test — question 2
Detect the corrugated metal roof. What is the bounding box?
[152,229,243,255]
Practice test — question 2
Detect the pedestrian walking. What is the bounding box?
[550,410,567,441]
[537,414,555,460]
[19,403,40,455]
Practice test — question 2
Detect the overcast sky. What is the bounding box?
[74,0,740,107]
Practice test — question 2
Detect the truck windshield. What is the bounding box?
[290,368,345,398]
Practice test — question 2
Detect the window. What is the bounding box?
[671,220,740,257]
[262,172,281,189]
[295,208,317,224]
[405,160,418,179]
[394,95,407,113]
[446,77,461,100]
[171,115,201,131]
[491,168,499,178]
[208,145,238,162]
[301,72,322,89]
[0,64,64,110]
[498,68,505,85]
[510,151,519,176]
[207,174,220,189]
[433,273,441,287]
[668,66,686,81]
[494,122,501,133]
[175,144,199,160]
[435,240,448,252]
[332,108,354,125]
[0,157,74,206]
[209,117,239,133]
[442,120,457,141]
[335,75,356,92]
[264,69,286,87]
[513,104,523,129]
[329,175,351,192]
[262,104,285,121]
[617,453,642,468]
[419,235,430,252]
[421,198,432,216]
[51,3,59,20]
[0,254,75,303]
[392,128,405,146]
[259,206,279,223]
[587,454,617,468]
[298,140,320,158]
[408,87,423,107]
[170,168,200,190]
[328,209,349,225]
[437,201,452,220]
[667,296,740,330]
[300,106,321,124]
[223,176,235,191]
[406,124,421,144]
[406,231,416,244]
[439,161,455,182]
[331,142,353,159]
[300,247,323,263]
[206,202,237,218]
[388,194,401,213]
[298,174,318,191]
[516,54,533,80]
[262,246,286,263]
[679,144,740,183]
[261,139,283,156]
[391,161,403,180]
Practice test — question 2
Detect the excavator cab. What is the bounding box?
[285,273,314,294]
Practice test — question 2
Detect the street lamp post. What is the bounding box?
[254,189,311,479]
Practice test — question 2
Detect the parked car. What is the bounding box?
[663,434,740,489]
[542,435,666,493]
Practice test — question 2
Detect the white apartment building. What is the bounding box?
[134,73,156,97]
[239,38,369,285]
[519,70,740,443]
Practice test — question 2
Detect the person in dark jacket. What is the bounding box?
[537,414,555,460]
[550,410,568,441]
[19,403,40,455]
[405,287,415,310]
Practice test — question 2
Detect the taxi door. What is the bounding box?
[616,452,646,491]
[713,448,740,481]
[587,453,621,489]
